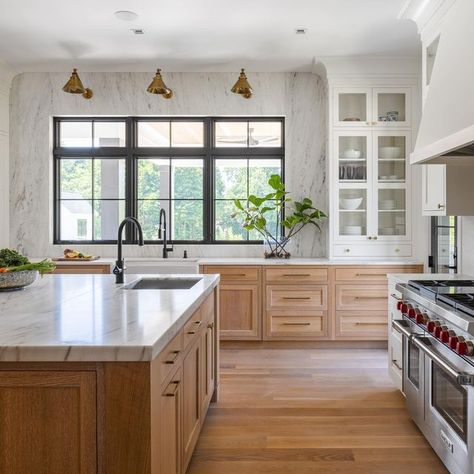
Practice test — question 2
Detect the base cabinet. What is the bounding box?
[0,290,219,474]
[201,264,423,342]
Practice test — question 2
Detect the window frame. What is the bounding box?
[53,116,285,244]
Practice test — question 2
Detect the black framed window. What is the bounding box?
[429,216,457,273]
[53,116,284,244]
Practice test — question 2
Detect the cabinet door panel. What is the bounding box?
[219,284,260,340]
[161,368,182,474]
[0,371,97,474]
[200,320,215,414]
[422,164,446,214]
[182,338,201,472]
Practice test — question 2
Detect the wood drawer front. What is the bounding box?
[267,311,326,338]
[265,267,328,284]
[202,266,259,282]
[335,266,422,283]
[336,311,388,339]
[184,308,203,348]
[336,285,387,311]
[266,285,327,310]
[333,244,412,258]
[157,330,184,387]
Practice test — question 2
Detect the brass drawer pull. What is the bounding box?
[355,273,387,277]
[354,296,386,300]
[187,320,202,335]
[282,273,311,277]
[391,360,402,371]
[281,322,311,326]
[164,350,180,365]
[282,296,311,300]
[207,322,214,329]
[354,322,386,325]
[224,273,247,277]
[164,381,180,397]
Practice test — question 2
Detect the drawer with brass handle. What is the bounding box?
[184,308,203,346]
[335,285,387,311]
[266,285,327,310]
[157,329,184,386]
[336,311,388,339]
[266,310,327,339]
[202,265,259,282]
[265,267,329,284]
[163,380,181,397]
[335,266,421,282]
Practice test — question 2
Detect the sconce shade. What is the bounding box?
[231,69,253,98]
[147,69,173,98]
[62,68,93,99]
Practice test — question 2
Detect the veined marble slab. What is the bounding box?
[0,273,219,362]
[197,257,424,266]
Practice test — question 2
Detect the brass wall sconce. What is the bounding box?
[231,68,253,99]
[147,69,173,98]
[62,68,93,99]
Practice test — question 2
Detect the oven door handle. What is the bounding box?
[392,319,413,339]
[412,336,474,386]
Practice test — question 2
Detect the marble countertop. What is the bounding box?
[0,273,219,362]
[39,257,424,266]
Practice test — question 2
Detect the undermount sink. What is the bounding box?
[123,277,202,290]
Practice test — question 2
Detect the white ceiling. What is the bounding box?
[0,0,420,72]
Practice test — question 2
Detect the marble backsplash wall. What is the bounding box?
[9,72,327,258]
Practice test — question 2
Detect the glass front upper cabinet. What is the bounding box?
[336,133,370,184]
[375,132,410,184]
[376,188,407,239]
[338,188,368,239]
[334,87,411,127]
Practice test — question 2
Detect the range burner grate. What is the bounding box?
[437,293,474,317]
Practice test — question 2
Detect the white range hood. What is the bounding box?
[411,0,474,165]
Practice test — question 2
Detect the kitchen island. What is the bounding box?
[0,273,220,474]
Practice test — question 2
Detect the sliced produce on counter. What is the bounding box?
[63,248,93,260]
[0,249,56,275]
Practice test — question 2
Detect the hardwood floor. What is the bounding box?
[187,348,447,474]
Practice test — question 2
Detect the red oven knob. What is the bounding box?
[416,313,429,325]
[397,300,404,311]
[434,325,447,339]
[427,320,440,333]
[440,329,454,343]
[456,340,474,356]
[401,303,409,314]
[450,335,464,350]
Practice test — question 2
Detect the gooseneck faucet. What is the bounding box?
[158,209,173,259]
[113,217,144,284]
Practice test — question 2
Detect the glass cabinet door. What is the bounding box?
[375,133,408,184]
[373,88,411,127]
[338,188,368,238]
[334,88,371,126]
[337,134,369,184]
[377,188,407,238]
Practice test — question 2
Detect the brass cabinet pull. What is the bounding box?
[207,322,214,330]
[438,203,445,209]
[354,296,386,299]
[282,273,311,277]
[164,381,180,397]
[164,350,180,365]
[355,273,386,277]
[391,360,402,371]
[225,273,246,277]
[281,322,311,326]
[187,320,202,335]
[282,296,311,300]
[355,321,386,325]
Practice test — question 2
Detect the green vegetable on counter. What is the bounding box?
[0,248,29,267]
[7,259,56,275]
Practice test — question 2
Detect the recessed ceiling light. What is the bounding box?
[295,28,308,35]
[131,28,145,35]
[114,10,138,21]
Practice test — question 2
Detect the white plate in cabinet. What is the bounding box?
[333,244,411,258]
[336,311,388,339]
[266,311,327,339]
[336,285,387,311]
[266,285,327,310]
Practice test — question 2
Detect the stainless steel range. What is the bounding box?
[393,280,474,474]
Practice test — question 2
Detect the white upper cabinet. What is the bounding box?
[334,87,411,128]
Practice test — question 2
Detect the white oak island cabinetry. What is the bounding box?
[201,261,423,342]
[0,273,219,474]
